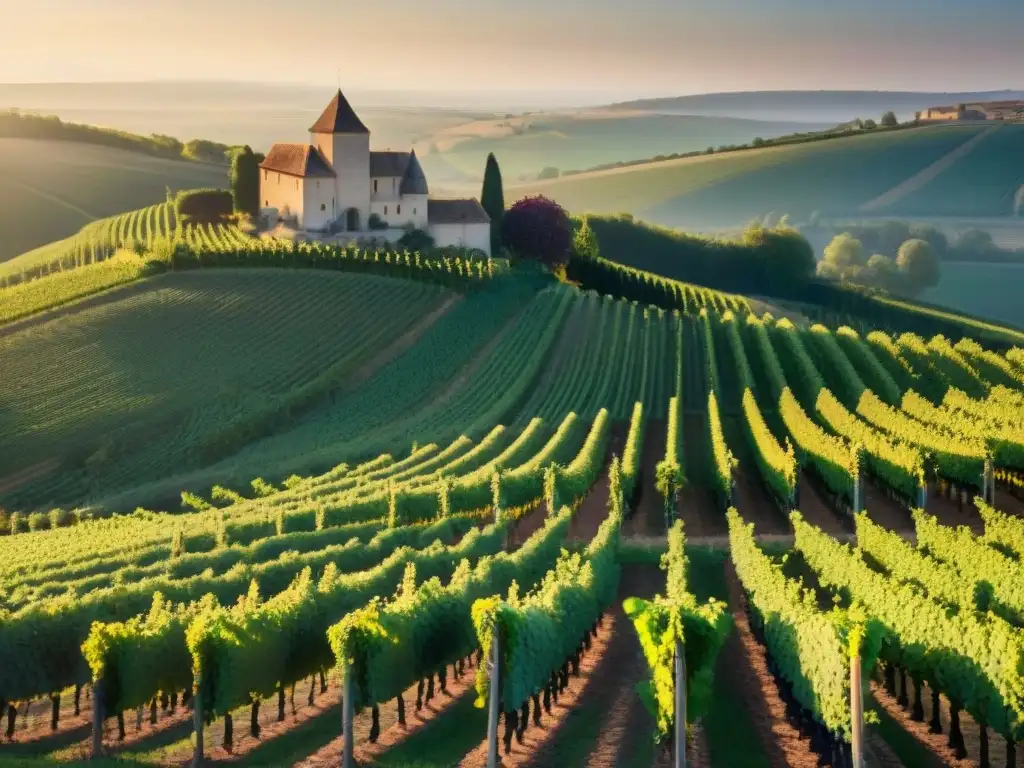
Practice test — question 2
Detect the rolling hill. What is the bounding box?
[8,208,1024,768]
[508,123,1024,230]
[879,123,1024,217]
[0,269,453,508]
[0,138,228,263]
[416,111,830,185]
[606,89,1024,122]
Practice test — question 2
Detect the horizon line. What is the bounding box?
[1,79,1023,98]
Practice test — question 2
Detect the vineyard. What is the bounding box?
[0,200,252,287]
[10,226,1024,768]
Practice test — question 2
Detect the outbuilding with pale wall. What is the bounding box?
[428,199,492,252]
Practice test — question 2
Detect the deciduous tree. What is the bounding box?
[953,228,996,258]
[896,238,941,294]
[822,233,867,270]
[501,196,572,269]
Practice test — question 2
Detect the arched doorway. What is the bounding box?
[345,208,360,232]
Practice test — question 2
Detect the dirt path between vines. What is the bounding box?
[567,425,626,544]
[860,125,998,212]
[426,302,525,408]
[731,467,791,535]
[797,471,850,536]
[923,483,985,533]
[296,670,478,768]
[870,681,971,768]
[722,559,824,768]
[680,415,728,538]
[623,420,667,538]
[459,563,661,768]
[341,294,462,396]
[723,560,904,768]
[862,478,913,533]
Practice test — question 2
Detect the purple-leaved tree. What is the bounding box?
[501,196,572,269]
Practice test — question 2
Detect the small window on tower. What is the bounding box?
[414,208,417,215]
[263,170,268,181]
[321,204,326,212]
[384,206,388,215]
[397,205,401,215]
[373,180,378,194]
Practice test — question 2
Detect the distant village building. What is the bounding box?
[969,101,1024,121]
[920,105,961,121]
[259,89,491,254]
[918,100,1024,123]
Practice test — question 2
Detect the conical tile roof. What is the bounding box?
[400,150,429,195]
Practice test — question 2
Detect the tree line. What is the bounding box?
[536,110,908,179]
[810,218,1024,296]
[0,109,242,165]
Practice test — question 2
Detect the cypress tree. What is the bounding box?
[229,146,260,218]
[480,153,505,255]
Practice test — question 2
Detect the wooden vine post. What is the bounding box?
[850,649,864,767]
[852,446,865,515]
[91,678,104,758]
[984,456,995,505]
[486,629,502,768]
[191,681,204,768]
[343,663,355,768]
[674,637,687,768]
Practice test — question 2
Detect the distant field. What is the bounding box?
[0,138,227,262]
[420,111,829,185]
[509,124,991,229]
[924,260,1024,330]
[881,123,1024,218]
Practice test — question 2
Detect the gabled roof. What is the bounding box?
[400,151,428,196]
[370,151,411,178]
[309,89,370,134]
[260,143,336,178]
[428,198,490,225]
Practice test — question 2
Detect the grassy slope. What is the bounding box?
[0,138,227,263]
[508,124,990,229]
[427,112,829,183]
[0,269,450,508]
[882,123,1024,217]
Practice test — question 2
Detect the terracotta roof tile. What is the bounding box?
[428,199,490,225]
[260,143,335,178]
[310,89,370,134]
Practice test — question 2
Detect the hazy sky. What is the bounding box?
[2,0,1022,99]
